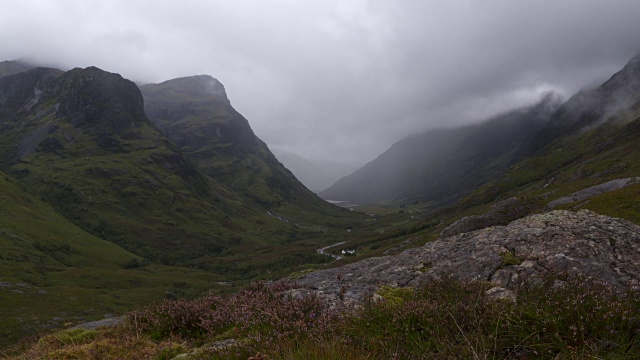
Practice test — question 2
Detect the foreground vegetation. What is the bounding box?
[7,278,640,359]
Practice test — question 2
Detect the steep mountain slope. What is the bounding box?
[456,100,640,222]
[447,56,640,222]
[139,76,338,215]
[0,169,138,276]
[322,94,561,204]
[0,67,240,264]
[523,53,640,155]
[323,55,640,207]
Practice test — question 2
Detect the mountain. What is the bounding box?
[0,60,33,77]
[520,53,640,156]
[139,76,337,214]
[321,94,561,204]
[323,55,640,206]
[0,67,354,272]
[0,66,237,264]
[271,148,359,192]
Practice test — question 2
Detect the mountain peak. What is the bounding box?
[0,60,34,77]
[56,66,148,134]
[145,74,228,101]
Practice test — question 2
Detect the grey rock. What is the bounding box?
[485,287,516,302]
[287,210,640,309]
[70,316,125,330]
[170,338,236,359]
[545,177,638,210]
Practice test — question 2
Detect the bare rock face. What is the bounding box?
[287,210,640,309]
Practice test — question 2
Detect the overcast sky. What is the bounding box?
[1,0,639,165]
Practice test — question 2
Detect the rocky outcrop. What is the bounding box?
[545,177,639,210]
[287,210,640,308]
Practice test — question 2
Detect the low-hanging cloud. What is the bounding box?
[1,0,639,165]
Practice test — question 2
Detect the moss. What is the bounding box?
[375,285,414,306]
[500,251,522,266]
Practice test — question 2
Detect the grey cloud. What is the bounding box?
[1,0,639,165]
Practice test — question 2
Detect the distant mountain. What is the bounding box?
[321,94,561,204]
[271,149,359,192]
[323,54,640,205]
[139,76,336,213]
[0,60,33,77]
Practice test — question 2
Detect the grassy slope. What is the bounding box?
[0,171,226,349]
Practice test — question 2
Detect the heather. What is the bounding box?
[8,277,640,359]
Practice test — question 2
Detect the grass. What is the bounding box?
[7,277,640,359]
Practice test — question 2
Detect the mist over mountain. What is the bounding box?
[271,148,359,192]
[522,53,640,156]
[321,93,562,204]
[322,54,640,206]
[0,60,33,77]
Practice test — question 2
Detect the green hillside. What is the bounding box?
[0,170,227,349]
[457,105,640,223]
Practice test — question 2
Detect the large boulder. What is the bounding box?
[288,210,640,308]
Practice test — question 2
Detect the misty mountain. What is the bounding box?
[0,60,32,77]
[323,54,640,206]
[321,94,562,204]
[521,53,640,156]
[139,76,335,213]
[271,148,359,192]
